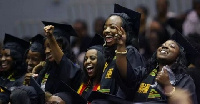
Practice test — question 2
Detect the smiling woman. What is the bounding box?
[26,34,45,74]
[156,40,180,65]
[0,34,29,103]
[133,31,198,104]
[98,4,146,99]
[1,49,13,72]
[84,49,98,78]
[77,45,105,100]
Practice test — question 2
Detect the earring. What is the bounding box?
[156,62,159,69]
[103,40,106,47]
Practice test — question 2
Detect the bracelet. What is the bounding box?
[115,50,127,55]
[165,87,175,96]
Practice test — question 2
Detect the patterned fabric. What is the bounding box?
[77,83,100,96]
[136,69,162,101]
[100,56,118,95]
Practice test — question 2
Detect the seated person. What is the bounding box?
[0,34,29,103]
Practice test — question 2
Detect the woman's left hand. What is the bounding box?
[113,25,127,47]
[32,61,46,74]
[156,69,171,87]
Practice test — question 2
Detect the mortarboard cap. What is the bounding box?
[53,92,73,104]
[3,33,29,53]
[114,4,141,37]
[87,91,132,104]
[114,4,141,48]
[42,21,77,42]
[171,31,200,65]
[54,81,87,104]
[3,33,29,60]
[29,76,45,104]
[29,34,45,54]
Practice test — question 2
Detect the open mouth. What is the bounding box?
[160,49,168,55]
[46,54,52,60]
[86,65,94,74]
[1,62,8,69]
[105,35,114,43]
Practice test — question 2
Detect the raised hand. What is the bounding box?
[44,25,54,37]
[113,25,127,47]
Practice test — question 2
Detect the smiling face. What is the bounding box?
[0,49,13,71]
[26,50,42,73]
[103,15,123,46]
[157,40,180,65]
[83,49,98,78]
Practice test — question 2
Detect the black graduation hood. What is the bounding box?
[42,21,77,42]
[29,34,45,54]
[171,31,200,65]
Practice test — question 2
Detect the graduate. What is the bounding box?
[24,34,45,85]
[0,34,29,103]
[86,4,146,103]
[131,31,198,103]
[10,34,45,104]
[46,45,105,104]
[97,4,145,97]
[77,45,105,100]
[26,34,45,74]
[37,21,82,100]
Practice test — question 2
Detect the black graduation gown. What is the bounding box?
[132,70,198,104]
[187,67,200,104]
[0,74,24,103]
[174,74,198,104]
[100,45,145,96]
[114,46,146,101]
[36,54,81,94]
[0,75,24,89]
